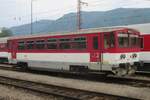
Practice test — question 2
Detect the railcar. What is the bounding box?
[139,34,150,71]
[0,37,9,63]
[1,27,141,76]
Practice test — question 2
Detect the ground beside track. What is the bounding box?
[0,84,60,100]
[0,69,149,100]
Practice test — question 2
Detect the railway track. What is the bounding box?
[0,75,137,100]
[0,64,150,88]
[107,75,150,88]
[136,71,150,77]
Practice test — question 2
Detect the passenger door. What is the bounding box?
[8,40,17,60]
[90,34,101,62]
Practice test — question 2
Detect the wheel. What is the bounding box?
[127,65,137,75]
[115,67,128,76]
[17,62,28,71]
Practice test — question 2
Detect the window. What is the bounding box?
[27,41,34,49]
[130,34,139,47]
[18,41,25,50]
[104,34,110,49]
[36,40,45,49]
[47,39,57,49]
[59,38,71,49]
[110,32,115,48]
[118,32,129,48]
[93,36,98,50]
[140,37,143,49]
[104,32,115,49]
[72,37,87,49]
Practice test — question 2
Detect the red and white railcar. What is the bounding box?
[0,27,141,75]
[140,34,150,67]
[0,37,9,63]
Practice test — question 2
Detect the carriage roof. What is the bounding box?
[0,27,139,41]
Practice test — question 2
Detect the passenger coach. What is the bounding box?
[1,27,141,76]
[139,34,150,70]
[0,37,8,63]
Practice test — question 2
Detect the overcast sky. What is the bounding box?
[1,0,150,28]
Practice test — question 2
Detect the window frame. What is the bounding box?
[72,37,87,50]
[118,32,129,48]
[59,38,72,50]
[35,40,45,49]
[26,40,35,50]
[17,41,25,50]
[139,37,144,49]
[47,38,58,50]
[129,34,139,47]
[104,32,116,49]
[93,36,99,50]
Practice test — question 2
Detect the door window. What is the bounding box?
[93,36,98,50]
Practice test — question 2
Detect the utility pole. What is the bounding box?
[77,0,88,31]
[77,0,81,31]
[31,0,33,34]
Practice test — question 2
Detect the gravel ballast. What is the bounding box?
[0,70,149,100]
[0,84,58,100]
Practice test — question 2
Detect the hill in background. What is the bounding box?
[10,8,150,35]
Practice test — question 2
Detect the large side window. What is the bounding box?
[104,32,115,49]
[36,40,45,49]
[18,41,25,50]
[59,38,71,49]
[47,39,57,49]
[130,34,139,47]
[118,32,129,48]
[72,37,87,49]
[27,41,34,49]
[93,36,98,50]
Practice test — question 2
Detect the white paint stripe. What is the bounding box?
[103,52,139,64]
[16,53,90,63]
[0,52,8,57]
[140,52,150,62]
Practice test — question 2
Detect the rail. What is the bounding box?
[0,75,137,100]
[0,64,150,88]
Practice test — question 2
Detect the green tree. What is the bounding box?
[0,27,13,37]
